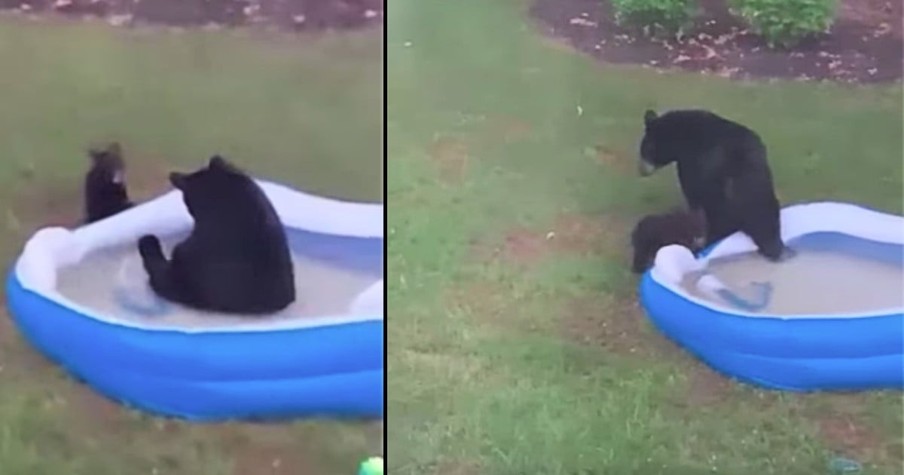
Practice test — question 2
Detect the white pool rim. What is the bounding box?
[5,179,384,420]
[649,201,904,319]
[13,179,384,332]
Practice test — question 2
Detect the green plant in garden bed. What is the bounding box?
[729,0,837,48]
[610,0,699,36]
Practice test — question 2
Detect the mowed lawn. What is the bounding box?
[0,17,382,475]
[386,0,903,473]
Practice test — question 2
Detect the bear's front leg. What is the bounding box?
[138,235,186,305]
[138,235,165,266]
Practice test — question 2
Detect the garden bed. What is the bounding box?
[0,0,383,31]
[531,0,901,83]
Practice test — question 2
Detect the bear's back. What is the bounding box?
[654,110,756,149]
[179,175,295,313]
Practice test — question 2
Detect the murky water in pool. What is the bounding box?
[680,238,904,316]
[55,232,381,328]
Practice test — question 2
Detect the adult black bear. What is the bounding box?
[137,156,296,315]
[637,109,788,261]
[631,207,707,273]
[84,142,133,224]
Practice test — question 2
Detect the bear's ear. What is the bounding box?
[169,172,188,190]
[106,141,122,157]
[643,109,658,126]
[88,143,107,163]
[208,155,228,171]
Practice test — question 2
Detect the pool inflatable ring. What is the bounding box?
[6,179,384,420]
[639,202,903,391]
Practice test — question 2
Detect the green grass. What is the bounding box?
[386,0,903,473]
[0,17,382,475]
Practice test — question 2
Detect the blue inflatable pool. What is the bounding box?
[639,202,904,391]
[6,179,384,421]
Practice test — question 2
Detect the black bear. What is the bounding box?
[631,207,707,273]
[637,109,788,261]
[84,142,133,224]
[137,155,296,315]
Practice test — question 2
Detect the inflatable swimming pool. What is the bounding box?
[639,202,904,391]
[6,179,384,420]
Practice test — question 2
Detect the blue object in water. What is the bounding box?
[715,281,773,312]
[828,457,862,473]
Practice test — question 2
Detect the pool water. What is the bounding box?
[55,230,382,328]
[679,233,904,316]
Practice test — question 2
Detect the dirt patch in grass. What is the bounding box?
[223,426,318,475]
[682,365,735,407]
[559,294,676,359]
[591,144,634,175]
[444,280,524,328]
[800,393,902,466]
[471,212,631,267]
[0,0,383,31]
[65,383,132,431]
[818,415,886,461]
[486,117,533,144]
[479,227,550,266]
[530,0,902,83]
[61,385,325,474]
[428,136,470,184]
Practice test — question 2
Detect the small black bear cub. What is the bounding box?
[637,109,789,261]
[631,208,707,273]
[138,155,296,315]
[84,142,133,224]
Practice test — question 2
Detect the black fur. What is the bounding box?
[137,155,296,315]
[638,109,787,261]
[631,208,707,273]
[84,142,133,224]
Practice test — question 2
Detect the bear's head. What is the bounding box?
[169,155,251,221]
[637,109,676,177]
[88,141,126,184]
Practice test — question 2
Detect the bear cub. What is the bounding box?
[631,208,707,273]
[637,109,789,261]
[84,142,133,224]
[138,155,296,315]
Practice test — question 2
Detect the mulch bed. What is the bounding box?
[0,0,383,31]
[530,0,902,83]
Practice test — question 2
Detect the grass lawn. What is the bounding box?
[386,0,903,473]
[0,17,382,475]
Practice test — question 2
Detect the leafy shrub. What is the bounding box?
[610,0,698,36]
[729,0,837,48]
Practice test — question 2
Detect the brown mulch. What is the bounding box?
[0,0,383,31]
[530,0,902,83]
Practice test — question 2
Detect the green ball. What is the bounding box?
[359,456,383,475]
